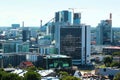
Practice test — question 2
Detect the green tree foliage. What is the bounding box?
[61,76,81,80]
[37,67,44,70]
[114,72,120,80]
[0,68,4,71]
[112,52,120,56]
[2,73,22,80]
[24,71,41,80]
[59,71,81,80]
[103,56,113,67]
[27,66,37,72]
[59,71,69,78]
[110,62,120,67]
[0,71,7,80]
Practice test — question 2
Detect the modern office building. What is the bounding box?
[103,46,120,54]
[73,13,81,25]
[0,53,26,68]
[55,24,91,66]
[22,27,30,42]
[0,40,29,53]
[11,24,20,29]
[96,13,112,45]
[43,54,72,69]
[55,10,72,24]
[26,53,43,67]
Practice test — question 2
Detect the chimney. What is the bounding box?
[22,21,24,27]
[110,13,112,20]
[40,20,42,27]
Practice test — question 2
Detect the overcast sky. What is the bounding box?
[0,0,120,27]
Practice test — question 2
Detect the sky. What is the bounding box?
[0,0,120,27]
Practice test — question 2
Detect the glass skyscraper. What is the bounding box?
[55,10,72,24]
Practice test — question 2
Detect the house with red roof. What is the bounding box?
[19,61,34,68]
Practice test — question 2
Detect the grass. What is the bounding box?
[97,64,106,68]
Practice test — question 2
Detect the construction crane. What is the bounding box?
[68,8,77,13]
[42,18,55,27]
[69,8,81,13]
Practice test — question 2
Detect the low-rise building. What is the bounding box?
[103,46,120,54]
[43,54,72,69]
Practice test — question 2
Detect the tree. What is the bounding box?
[27,66,37,72]
[59,71,69,78]
[112,52,120,56]
[103,56,113,67]
[114,72,120,80]
[61,76,81,80]
[112,52,120,64]
[110,62,119,67]
[0,71,7,80]
[24,71,41,80]
[2,73,22,80]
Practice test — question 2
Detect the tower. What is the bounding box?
[73,13,81,25]
[55,10,72,24]
[22,27,30,42]
[96,13,112,45]
[56,25,91,65]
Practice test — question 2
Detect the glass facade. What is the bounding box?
[73,13,81,24]
[17,44,29,52]
[43,57,72,69]
[3,43,16,53]
[1,54,26,68]
[55,10,72,24]
[96,20,112,45]
[60,27,82,59]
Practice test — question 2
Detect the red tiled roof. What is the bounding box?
[22,61,33,67]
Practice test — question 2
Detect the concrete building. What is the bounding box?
[103,46,120,54]
[0,53,26,68]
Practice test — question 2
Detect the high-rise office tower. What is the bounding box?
[11,24,20,29]
[96,13,112,45]
[73,13,81,25]
[55,10,72,24]
[55,25,91,65]
[22,27,30,42]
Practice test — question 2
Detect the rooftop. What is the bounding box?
[44,54,70,59]
[104,46,120,49]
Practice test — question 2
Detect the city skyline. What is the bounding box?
[0,0,120,27]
